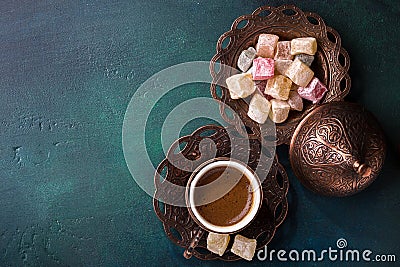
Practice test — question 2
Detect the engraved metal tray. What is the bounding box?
[153,125,289,261]
[210,5,351,145]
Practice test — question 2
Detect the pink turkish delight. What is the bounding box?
[256,34,279,58]
[252,58,274,80]
[297,77,328,103]
[274,41,293,60]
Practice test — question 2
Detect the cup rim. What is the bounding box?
[185,157,263,234]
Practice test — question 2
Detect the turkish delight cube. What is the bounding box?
[294,54,314,66]
[269,99,291,123]
[274,59,293,75]
[256,34,279,58]
[226,73,255,98]
[274,41,293,60]
[264,75,292,100]
[287,90,304,111]
[246,47,256,55]
[297,77,328,103]
[290,37,317,55]
[229,91,240,99]
[247,93,271,124]
[284,58,314,87]
[231,235,257,261]
[207,232,230,256]
[238,47,256,72]
[252,57,274,80]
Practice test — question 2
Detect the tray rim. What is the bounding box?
[209,4,351,146]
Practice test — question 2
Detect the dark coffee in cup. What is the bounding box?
[186,158,262,234]
[194,166,254,227]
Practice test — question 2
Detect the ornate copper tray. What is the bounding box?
[153,125,289,261]
[210,5,351,145]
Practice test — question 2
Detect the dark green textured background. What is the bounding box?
[0,0,399,266]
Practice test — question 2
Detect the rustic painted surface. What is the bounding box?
[0,0,399,266]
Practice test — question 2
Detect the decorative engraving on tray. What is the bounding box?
[153,125,289,261]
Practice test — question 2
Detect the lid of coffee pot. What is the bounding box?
[289,102,386,197]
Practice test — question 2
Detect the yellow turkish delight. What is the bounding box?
[225,73,255,98]
[247,93,271,124]
[269,99,291,123]
[207,232,230,256]
[290,37,317,55]
[284,58,314,87]
[231,235,257,261]
[264,75,292,100]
